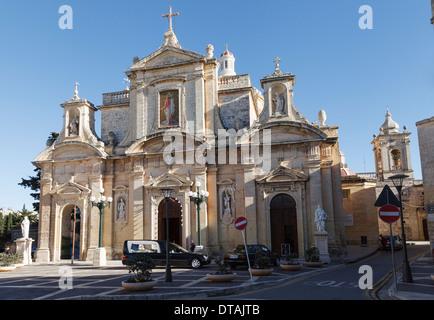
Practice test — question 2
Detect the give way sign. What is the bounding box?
[379,204,400,224]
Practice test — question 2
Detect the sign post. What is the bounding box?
[379,204,401,288]
[234,217,253,281]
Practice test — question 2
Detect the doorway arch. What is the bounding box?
[60,204,81,260]
[270,194,298,256]
[158,197,182,245]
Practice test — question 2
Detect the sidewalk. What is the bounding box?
[387,244,434,300]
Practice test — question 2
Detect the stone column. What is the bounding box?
[206,167,219,255]
[243,165,257,245]
[34,177,52,262]
[306,144,322,246]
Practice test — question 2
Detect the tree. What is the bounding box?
[18,132,59,212]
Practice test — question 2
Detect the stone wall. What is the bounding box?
[416,116,434,255]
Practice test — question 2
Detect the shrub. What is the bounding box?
[124,254,155,282]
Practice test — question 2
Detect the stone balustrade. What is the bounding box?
[102,90,130,106]
[218,74,251,90]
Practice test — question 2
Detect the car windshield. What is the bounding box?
[233,245,257,253]
[170,243,188,253]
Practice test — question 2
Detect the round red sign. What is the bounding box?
[234,217,248,230]
[379,204,400,224]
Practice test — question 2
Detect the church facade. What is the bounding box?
[33,10,347,262]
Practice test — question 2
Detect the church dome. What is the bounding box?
[219,45,236,77]
[380,109,399,134]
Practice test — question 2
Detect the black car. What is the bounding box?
[122,240,210,269]
[223,244,280,269]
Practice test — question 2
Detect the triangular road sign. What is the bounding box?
[374,184,401,207]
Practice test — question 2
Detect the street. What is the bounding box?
[207,243,429,300]
[0,243,429,301]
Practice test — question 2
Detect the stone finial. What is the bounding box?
[318,110,326,125]
[206,44,214,58]
[72,82,80,100]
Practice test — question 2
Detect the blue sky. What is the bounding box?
[0,1,433,211]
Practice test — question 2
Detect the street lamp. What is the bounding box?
[160,187,175,282]
[90,188,112,248]
[389,174,413,283]
[188,181,209,246]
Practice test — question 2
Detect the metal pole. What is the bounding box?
[242,229,253,281]
[71,204,76,265]
[389,224,397,289]
[197,203,201,246]
[165,196,172,282]
[98,204,103,248]
[397,186,413,283]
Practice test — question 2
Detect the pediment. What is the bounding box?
[239,121,326,145]
[50,180,91,196]
[131,46,204,70]
[126,130,207,156]
[52,142,106,161]
[145,172,193,189]
[256,166,308,183]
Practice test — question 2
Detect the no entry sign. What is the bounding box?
[234,217,248,230]
[379,204,400,224]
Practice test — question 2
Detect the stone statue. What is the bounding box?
[21,216,30,239]
[117,198,126,220]
[273,93,284,115]
[206,44,214,59]
[107,131,118,147]
[314,205,327,232]
[223,191,231,217]
[69,116,79,136]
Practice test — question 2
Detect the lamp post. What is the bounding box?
[90,188,112,248]
[188,181,209,246]
[160,187,174,282]
[389,174,413,283]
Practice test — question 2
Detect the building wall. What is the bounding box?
[416,117,434,255]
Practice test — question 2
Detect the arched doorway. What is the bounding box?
[60,204,81,260]
[270,194,298,256]
[158,198,182,245]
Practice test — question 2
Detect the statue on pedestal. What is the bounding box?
[314,205,327,232]
[21,216,30,239]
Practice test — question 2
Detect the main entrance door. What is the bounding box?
[60,204,81,260]
[270,194,298,256]
[158,198,182,245]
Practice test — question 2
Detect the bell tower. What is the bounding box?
[371,109,413,181]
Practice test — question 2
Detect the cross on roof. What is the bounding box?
[162,5,179,31]
[273,57,280,68]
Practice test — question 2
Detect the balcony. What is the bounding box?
[102,90,130,106]
[218,74,251,91]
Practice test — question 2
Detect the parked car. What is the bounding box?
[223,244,280,269]
[122,240,210,269]
[379,235,403,251]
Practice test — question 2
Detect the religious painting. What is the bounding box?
[159,89,179,127]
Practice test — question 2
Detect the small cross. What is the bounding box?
[225,44,229,52]
[273,57,280,68]
[73,82,80,100]
[162,5,179,31]
[123,78,130,90]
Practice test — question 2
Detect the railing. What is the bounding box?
[356,172,377,179]
[102,90,130,106]
[218,74,251,90]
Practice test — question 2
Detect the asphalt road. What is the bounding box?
[209,244,429,300]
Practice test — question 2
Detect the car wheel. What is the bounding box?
[191,258,201,269]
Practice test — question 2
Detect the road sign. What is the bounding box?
[379,204,400,224]
[234,217,248,230]
[374,185,400,207]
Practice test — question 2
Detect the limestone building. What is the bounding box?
[33,8,347,262]
[416,117,434,256]
[342,111,428,246]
